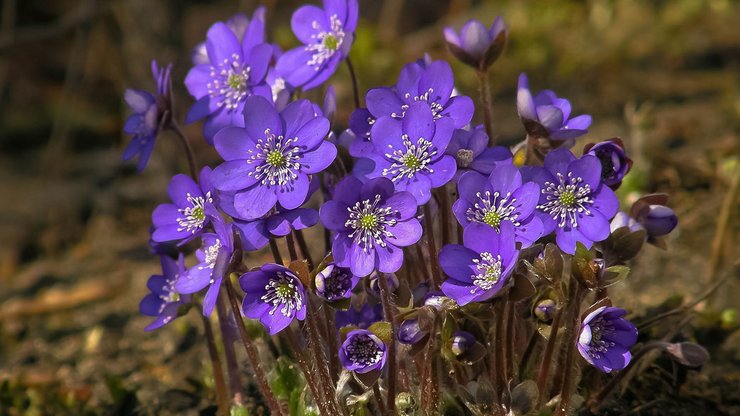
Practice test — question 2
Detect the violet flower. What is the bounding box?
[453,163,544,247]
[364,103,457,204]
[517,73,591,140]
[174,214,234,316]
[315,263,360,302]
[398,319,428,345]
[522,148,619,254]
[443,17,507,71]
[191,9,265,65]
[335,303,383,329]
[139,255,190,331]
[445,125,512,181]
[240,263,307,335]
[275,0,359,91]
[184,18,272,142]
[123,61,172,172]
[439,222,519,305]
[152,167,216,244]
[609,211,644,234]
[584,138,633,190]
[578,306,638,373]
[629,195,678,242]
[320,176,422,277]
[339,329,387,374]
[366,60,474,129]
[211,96,335,220]
[449,331,476,357]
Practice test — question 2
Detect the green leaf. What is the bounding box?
[601,265,630,287]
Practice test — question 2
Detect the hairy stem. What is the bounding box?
[170,121,198,180]
[536,302,565,405]
[346,57,361,109]
[202,313,230,415]
[215,295,242,402]
[294,229,315,270]
[269,238,284,266]
[423,203,442,289]
[378,273,397,414]
[476,69,495,144]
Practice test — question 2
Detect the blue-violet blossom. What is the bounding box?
[151,167,216,244]
[240,263,307,335]
[517,73,591,140]
[578,306,638,373]
[339,329,387,374]
[139,255,190,331]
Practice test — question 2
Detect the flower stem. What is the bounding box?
[372,383,387,415]
[555,286,586,416]
[505,300,516,382]
[215,294,242,402]
[170,120,198,180]
[285,232,298,262]
[438,186,452,246]
[284,327,329,415]
[324,306,340,383]
[346,57,361,109]
[269,239,284,266]
[378,273,397,414]
[495,301,508,395]
[423,203,442,289]
[536,301,565,405]
[304,299,342,415]
[476,69,495,145]
[201,313,230,415]
[294,229,315,270]
[518,328,539,378]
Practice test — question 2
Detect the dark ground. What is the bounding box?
[0,0,738,414]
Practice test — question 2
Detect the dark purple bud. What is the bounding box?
[367,272,399,298]
[449,331,476,357]
[534,299,556,324]
[398,319,428,345]
[584,138,633,189]
[639,205,678,238]
[423,291,456,310]
[443,17,507,71]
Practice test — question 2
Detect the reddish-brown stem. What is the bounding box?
[536,303,565,405]
[476,69,495,144]
[378,273,397,413]
[294,229,315,270]
[423,203,442,289]
[269,239,284,265]
[201,313,230,415]
[170,121,198,180]
[285,233,298,262]
[215,294,242,401]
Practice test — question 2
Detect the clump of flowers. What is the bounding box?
[123,4,696,416]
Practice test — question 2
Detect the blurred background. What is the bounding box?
[0,0,738,414]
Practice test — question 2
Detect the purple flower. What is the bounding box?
[584,138,633,189]
[445,125,512,181]
[517,73,591,140]
[339,329,387,374]
[609,211,644,234]
[578,306,638,373]
[152,167,216,243]
[443,17,507,70]
[453,163,544,247]
[365,103,457,204]
[191,10,265,65]
[211,96,335,220]
[320,176,422,277]
[139,255,190,331]
[366,60,474,129]
[315,263,360,302]
[629,194,678,242]
[184,16,272,142]
[240,263,307,335]
[439,222,519,305]
[398,319,428,345]
[449,331,476,357]
[335,303,383,329]
[123,60,172,172]
[522,148,619,254]
[275,0,358,91]
[174,214,234,316]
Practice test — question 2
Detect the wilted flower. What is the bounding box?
[240,263,307,335]
[453,163,544,247]
[443,17,507,71]
[517,73,591,140]
[320,176,422,277]
[315,263,360,302]
[439,222,519,305]
[211,96,335,220]
[522,148,619,254]
[123,60,172,172]
[578,306,638,373]
[445,125,512,181]
[151,167,216,244]
[584,138,632,189]
[139,255,190,331]
[339,329,387,373]
[275,0,359,91]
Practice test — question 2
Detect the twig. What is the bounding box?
[378,273,398,413]
[170,121,199,180]
[201,313,230,415]
[345,57,361,109]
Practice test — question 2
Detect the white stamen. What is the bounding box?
[382,134,436,182]
[176,192,212,233]
[207,53,251,111]
[345,195,398,252]
[247,128,301,187]
[537,172,593,228]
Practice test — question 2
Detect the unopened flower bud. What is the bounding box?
[584,138,632,189]
[398,319,428,345]
[443,17,507,71]
[534,299,556,323]
[449,331,476,357]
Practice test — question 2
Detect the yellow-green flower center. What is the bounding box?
[323,34,339,51]
[191,206,205,222]
[275,283,293,299]
[483,211,502,227]
[266,149,286,167]
[359,214,378,230]
[402,154,421,170]
[227,73,247,91]
[558,191,576,207]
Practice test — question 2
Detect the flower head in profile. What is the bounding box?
[315,263,360,302]
[366,60,474,129]
[276,0,358,91]
[453,163,543,247]
[185,15,272,142]
[152,167,216,244]
[443,17,507,71]
[139,255,190,331]
[240,263,307,335]
[123,60,172,171]
[612,194,678,248]
[211,96,335,220]
[339,329,387,374]
[445,125,512,181]
[517,73,591,141]
[584,138,632,190]
[439,222,519,305]
[522,148,619,254]
[174,214,234,316]
[578,306,638,373]
[320,176,422,277]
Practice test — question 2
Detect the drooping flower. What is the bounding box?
[174,214,234,316]
[578,306,638,373]
[584,138,633,190]
[123,60,172,172]
[366,60,474,129]
[364,103,457,204]
[152,167,216,244]
[320,176,422,277]
[139,255,190,331]
[185,17,272,142]
[443,17,507,71]
[517,73,591,140]
[339,329,387,374]
[439,222,519,305]
[275,0,359,91]
[522,148,619,254]
[315,263,360,302]
[240,263,307,335]
[445,125,512,181]
[211,95,335,220]
[191,9,265,65]
[453,163,544,247]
